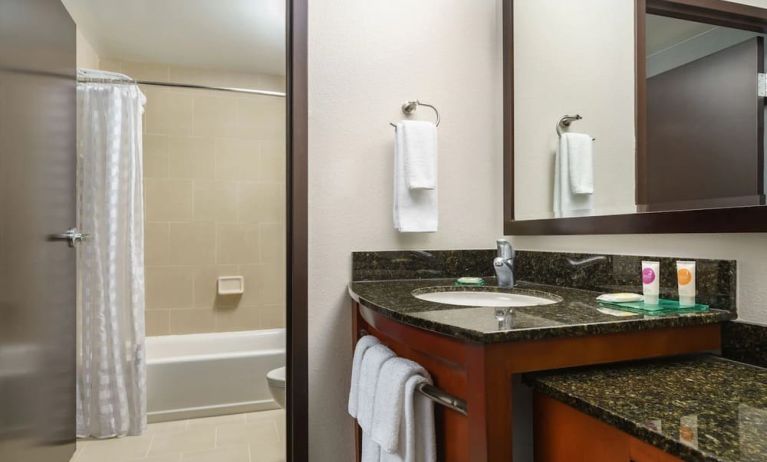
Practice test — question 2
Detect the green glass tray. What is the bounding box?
[599,298,709,316]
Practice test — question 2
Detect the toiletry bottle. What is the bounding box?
[676,261,696,306]
[642,261,660,305]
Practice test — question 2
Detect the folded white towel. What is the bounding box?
[380,375,436,462]
[362,431,382,462]
[349,335,381,418]
[357,343,396,462]
[357,343,396,433]
[565,133,594,194]
[394,123,438,232]
[554,133,594,218]
[371,358,428,452]
[372,358,435,462]
[399,121,437,190]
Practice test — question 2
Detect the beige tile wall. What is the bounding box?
[101,59,286,336]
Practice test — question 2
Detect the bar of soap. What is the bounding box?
[596,293,643,303]
[455,277,486,287]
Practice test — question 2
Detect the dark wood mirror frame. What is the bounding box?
[503,0,767,235]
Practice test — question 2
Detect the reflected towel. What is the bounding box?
[554,133,594,217]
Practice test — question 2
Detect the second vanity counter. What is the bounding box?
[349,278,732,343]
[526,355,767,462]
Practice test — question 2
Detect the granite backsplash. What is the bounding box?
[722,321,767,368]
[515,251,736,313]
[352,249,496,281]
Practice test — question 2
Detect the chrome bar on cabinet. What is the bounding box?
[416,382,468,416]
[358,328,468,416]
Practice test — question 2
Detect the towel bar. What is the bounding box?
[358,329,468,416]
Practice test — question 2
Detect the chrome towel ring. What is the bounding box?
[557,114,596,141]
[390,100,441,128]
[556,114,582,136]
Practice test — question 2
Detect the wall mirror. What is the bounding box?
[504,0,767,234]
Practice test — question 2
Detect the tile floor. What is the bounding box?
[71,410,285,462]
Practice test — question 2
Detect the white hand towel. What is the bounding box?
[400,121,437,190]
[554,133,594,218]
[362,431,382,462]
[357,344,396,433]
[370,358,428,452]
[380,374,436,462]
[565,133,594,194]
[394,123,438,233]
[349,335,381,418]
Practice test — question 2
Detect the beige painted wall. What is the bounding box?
[100,59,286,336]
[307,0,503,459]
[514,0,636,220]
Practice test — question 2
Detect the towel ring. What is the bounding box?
[556,114,596,141]
[556,114,582,136]
[389,100,441,128]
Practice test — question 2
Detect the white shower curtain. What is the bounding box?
[76,69,147,438]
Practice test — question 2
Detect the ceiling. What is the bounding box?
[646,14,718,56]
[62,0,285,76]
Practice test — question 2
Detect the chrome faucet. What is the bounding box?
[494,239,515,288]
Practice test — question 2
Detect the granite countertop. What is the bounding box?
[525,355,767,462]
[348,279,732,343]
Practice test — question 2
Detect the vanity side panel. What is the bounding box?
[352,302,471,462]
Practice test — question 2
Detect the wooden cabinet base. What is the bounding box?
[352,302,720,462]
[534,393,682,462]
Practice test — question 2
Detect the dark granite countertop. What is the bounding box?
[348,279,732,343]
[526,355,767,462]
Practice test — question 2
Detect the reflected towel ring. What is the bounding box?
[389,100,441,128]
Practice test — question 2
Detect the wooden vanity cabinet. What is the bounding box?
[352,301,720,462]
[534,393,682,462]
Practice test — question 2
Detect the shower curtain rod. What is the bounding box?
[77,76,286,98]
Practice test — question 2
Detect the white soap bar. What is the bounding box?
[217,276,244,295]
[596,293,643,303]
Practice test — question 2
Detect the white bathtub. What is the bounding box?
[146,329,285,422]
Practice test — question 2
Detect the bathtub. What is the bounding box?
[146,328,285,422]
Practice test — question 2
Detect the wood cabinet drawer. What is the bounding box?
[534,393,682,462]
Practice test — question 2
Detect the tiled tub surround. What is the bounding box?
[526,355,767,462]
[98,59,287,335]
[349,250,736,342]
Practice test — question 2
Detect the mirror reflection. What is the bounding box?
[513,1,767,220]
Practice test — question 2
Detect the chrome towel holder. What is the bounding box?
[557,114,596,141]
[358,328,467,416]
[389,100,441,128]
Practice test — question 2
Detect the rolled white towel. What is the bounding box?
[348,335,380,418]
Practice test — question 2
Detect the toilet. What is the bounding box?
[266,366,286,408]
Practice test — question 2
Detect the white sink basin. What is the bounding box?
[413,290,559,307]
